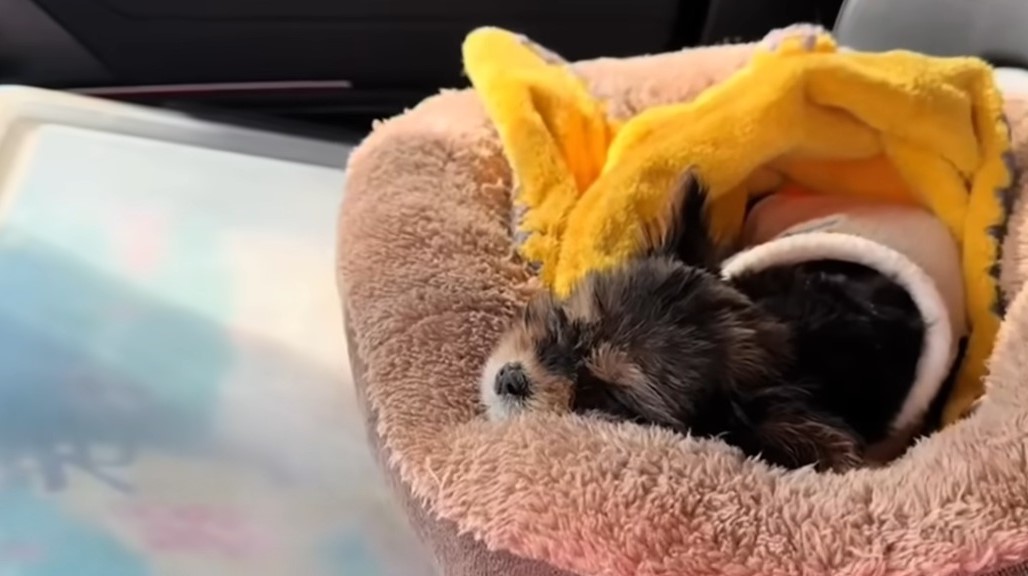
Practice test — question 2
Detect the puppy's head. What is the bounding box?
[480,257,789,434]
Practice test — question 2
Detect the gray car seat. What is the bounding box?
[834,0,1028,93]
[834,0,1028,63]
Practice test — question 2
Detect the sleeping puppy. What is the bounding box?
[481,174,925,472]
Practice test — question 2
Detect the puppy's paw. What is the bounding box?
[817,443,864,473]
[750,407,865,473]
[760,24,833,55]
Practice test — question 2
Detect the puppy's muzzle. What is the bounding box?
[495,362,531,398]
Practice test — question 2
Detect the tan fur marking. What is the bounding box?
[563,282,598,323]
[520,353,574,414]
[587,343,648,389]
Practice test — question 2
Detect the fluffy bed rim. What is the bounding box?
[337,42,1028,576]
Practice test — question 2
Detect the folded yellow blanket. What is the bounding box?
[462,26,1014,424]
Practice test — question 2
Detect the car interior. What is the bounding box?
[0,0,846,135]
[3,1,1028,575]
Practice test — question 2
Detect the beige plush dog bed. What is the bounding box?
[337,40,1028,576]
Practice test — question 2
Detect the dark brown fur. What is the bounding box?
[482,173,923,473]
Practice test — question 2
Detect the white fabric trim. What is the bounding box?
[721,232,954,433]
[995,68,1028,96]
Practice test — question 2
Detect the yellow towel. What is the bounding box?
[462,26,1014,425]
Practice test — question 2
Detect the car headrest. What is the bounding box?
[835,0,1028,69]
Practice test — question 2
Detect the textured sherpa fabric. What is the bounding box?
[337,39,1028,576]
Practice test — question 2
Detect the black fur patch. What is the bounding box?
[729,261,924,446]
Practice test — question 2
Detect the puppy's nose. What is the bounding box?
[495,362,531,397]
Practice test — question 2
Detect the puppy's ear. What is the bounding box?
[643,170,720,271]
[738,404,864,472]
